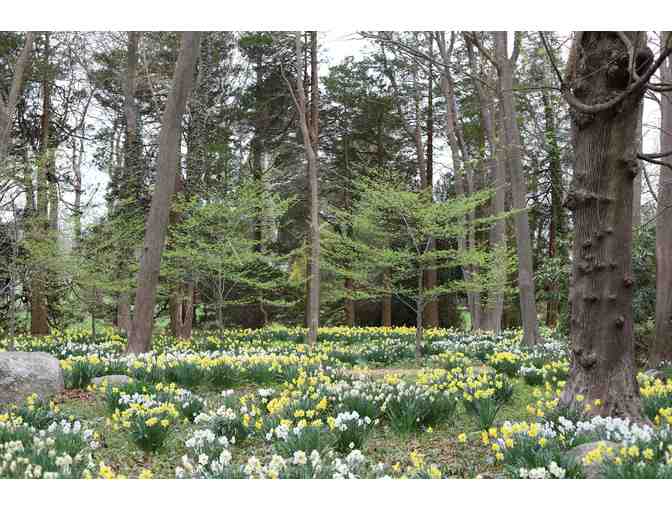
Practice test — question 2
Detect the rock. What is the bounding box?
[566,440,622,479]
[90,374,132,388]
[0,352,64,406]
[643,369,665,380]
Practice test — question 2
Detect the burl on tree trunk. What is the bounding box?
[561,32,654,419]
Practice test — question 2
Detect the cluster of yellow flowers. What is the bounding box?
[640,375,672,400]
[109,401,179,432]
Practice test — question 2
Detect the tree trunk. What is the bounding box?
[117,293,132,335]
[467,38,506,332]
[289,32,320,347]
[423,34,439,328]
[31,35,52,336]
[415,269,424,362]
[495,31,540,345]
[542,85,564,328]
[651,33,672,366]
[382,269,392,327]
[632,104,644,228]
[0,32,35,162]
[127,32,201,354]
[344,277,355,326]
[437,33,480,331]
[561,31,647,418]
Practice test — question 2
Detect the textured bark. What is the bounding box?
[651,33,672,366]
[127,32,201,354]
[561,32,647,418]
[494,32,540,345]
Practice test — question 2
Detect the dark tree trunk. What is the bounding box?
[561,31,649,418]
[127,32,201,354]
[651,33,672,366]
[382,269,392,327]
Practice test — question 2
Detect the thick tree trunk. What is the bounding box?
[561,31,647,418]
[651,34,672,366]
[495,32,540,345]
[127,32,201,354]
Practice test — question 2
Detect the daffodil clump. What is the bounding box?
[639,374,672,421]
[381,376,459,435]
[430,351,471,371]
[580,423,672,478]
[10,393,64,429]
[459,370,514,429]
[488,352,524,378]
[474,420,581,479]
[108,400,180,453]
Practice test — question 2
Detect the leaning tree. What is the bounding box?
[552,31,671,418]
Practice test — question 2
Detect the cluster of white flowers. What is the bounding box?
[518,461,566,479]
[559,415,656,446]
[333,411,373,432]
[519,366,542,377]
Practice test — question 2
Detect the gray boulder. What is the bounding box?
[90,374,131,387]
[566,440,622,479]
[643,368,666,380]
[0,352,64,406]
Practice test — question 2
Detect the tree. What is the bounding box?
[127,32,201,354]
[558,31,669,417]
[285,31,320,347]
[325,170,499,361]
[651,31,672,366]
[0,32,34,163]
[492,31,541,345]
